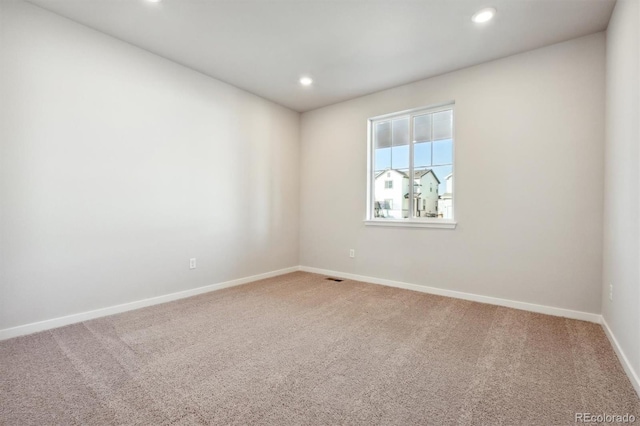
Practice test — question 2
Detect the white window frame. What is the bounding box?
[365,101,457,229]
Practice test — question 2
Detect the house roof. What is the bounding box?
[375,168,441,183]
[414,169,441,184]
[375,169,409,179]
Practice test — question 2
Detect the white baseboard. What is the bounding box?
[299,266,602,323]
[0,266,299,341]
[601,317,640,397]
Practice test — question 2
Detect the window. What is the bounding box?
[366,102,456,228]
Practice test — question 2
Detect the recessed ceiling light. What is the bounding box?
[299,76,313,86]
[147,0,162,3]
[472,7,496,23]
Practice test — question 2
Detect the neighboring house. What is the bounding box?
[413,169,440,217]
[437,173,453,219]
[374,168,442,218]
[374,169,409,218]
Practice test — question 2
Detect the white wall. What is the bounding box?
[300,33,605,314]
[0,0,300,330]
[603,0,640,383]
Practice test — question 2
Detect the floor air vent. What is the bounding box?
[325,277,344,282]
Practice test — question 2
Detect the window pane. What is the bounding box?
[391,118,409,170]
[414,141,431,168]
[431,165,453,219]
[375,121,391,149]
[374,121,391,172]
[413,114,432,142]
[375,148,390,171]
[412,110,453,219]
[391,145,409,170]
[432,138,453,165]
[373,117,410,219]
[432,110,452,141]
[392,117,409,146]
[373,168,409,219]
[412,168,440,218]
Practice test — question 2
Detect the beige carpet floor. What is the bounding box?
[1,271,638,425]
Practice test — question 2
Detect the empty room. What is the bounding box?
[1,0,639,424]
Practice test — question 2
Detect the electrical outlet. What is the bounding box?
[349,249,355,258]
[190,258,197,269]
[609,284,613,301]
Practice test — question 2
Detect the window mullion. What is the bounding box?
[368,119,374,219]
[408,114,415,219]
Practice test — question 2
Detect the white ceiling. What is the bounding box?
[27,0,615,112]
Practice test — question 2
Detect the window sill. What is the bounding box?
[364,219,457,229]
